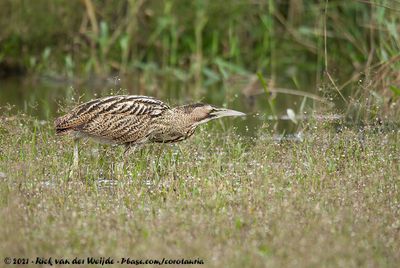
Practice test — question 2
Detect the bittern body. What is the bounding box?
[55,95,245,172]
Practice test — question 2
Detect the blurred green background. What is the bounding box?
[0,0,399,126]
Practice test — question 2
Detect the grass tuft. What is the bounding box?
[0,113,399,267]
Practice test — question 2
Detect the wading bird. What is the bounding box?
[55,95,245,174]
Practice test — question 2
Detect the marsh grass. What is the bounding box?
[2,0,400,100]
[0,112,399,267]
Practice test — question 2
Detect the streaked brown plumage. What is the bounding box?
[55,95,245,167]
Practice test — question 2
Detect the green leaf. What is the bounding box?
[389,85,400,96]
[119,35,129,52]
[257,72,269,95]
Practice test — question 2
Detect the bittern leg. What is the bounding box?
[111,144,134,179]
[69,138,80,179]
[73,138,79,168]
[118,143,143,176]
[124,143,140,156]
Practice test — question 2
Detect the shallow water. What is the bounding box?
[0,75,334,134]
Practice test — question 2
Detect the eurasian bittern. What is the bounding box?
[55,95,245,173]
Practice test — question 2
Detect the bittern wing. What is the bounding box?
[55,95,170,143]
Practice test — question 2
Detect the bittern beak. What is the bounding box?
[210,108,246,119]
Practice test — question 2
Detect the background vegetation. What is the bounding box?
[1,0,399,102]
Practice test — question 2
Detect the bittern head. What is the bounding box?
[181,103,246,126]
